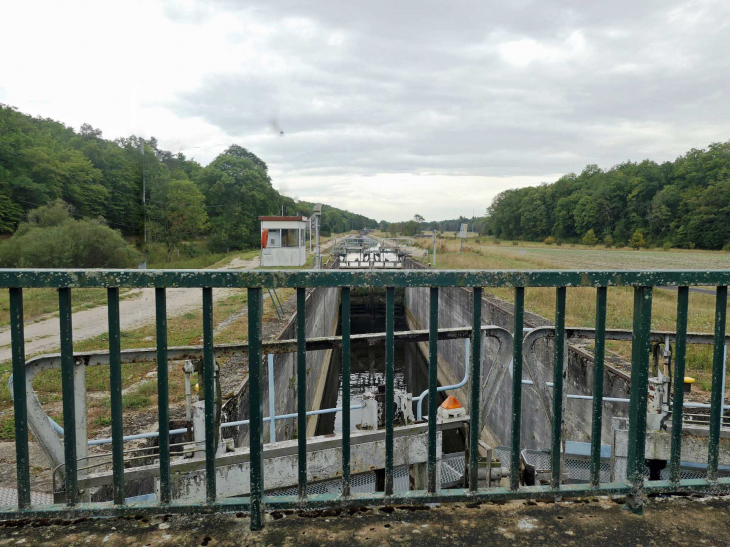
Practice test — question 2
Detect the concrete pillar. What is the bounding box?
[410,461,440,491]
[192,401,206,459]
[74,360,90,501]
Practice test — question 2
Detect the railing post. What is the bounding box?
[468,287,482,492]
[510,287,525,490]
[385,286,395,495]
[202,287,217,502]
[107,287,125,505]
[155,287,171,503]
[58,288,78,506]
[296,288,307,499]
[248,287,264,530]
[10,288,31,509]
[341,287,351,497]
[669,286,689,484]
[427,286,439,493]
[708,286,728,481]
[590,286,607,486]
[551,287,566,489]
[626,286,652,514]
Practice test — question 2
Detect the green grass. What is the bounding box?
[122,393,153,410]
[411,235,730,381]
[94,415,112,427]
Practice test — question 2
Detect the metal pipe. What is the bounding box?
[268,354,276,443]
[184,362,192,427]
[25,333,730,448]
[222,404,364,429]
[416,338,470,420]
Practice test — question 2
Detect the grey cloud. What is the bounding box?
[165,0,730,214]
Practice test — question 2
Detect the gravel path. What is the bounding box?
[0,236,343,362]
[0,255,260,361]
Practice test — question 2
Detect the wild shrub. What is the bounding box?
[0,201,140,268]
[543,236,555,245]
[630,230,646,250]
[582,229,598,246]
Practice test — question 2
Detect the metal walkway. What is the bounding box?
[269,453,467,497]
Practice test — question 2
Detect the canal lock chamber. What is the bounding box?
[315,287,466,456]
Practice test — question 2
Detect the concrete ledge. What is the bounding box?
[2,496,729,546]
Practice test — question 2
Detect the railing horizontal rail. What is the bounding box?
[2,479,730,521]
[15,327,730,373]
[0,268,729,288]
[3,268,729,531]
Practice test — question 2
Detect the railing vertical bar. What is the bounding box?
[385,286,395,496]
[427,286,439,493]
[590,286,607,486]
[202,287,217,502]
[510,287,525,490]
[155,287,171,503]
[341,287,351,497]
[626,286,652,513]
[669,286,688,484]
[248,287,264,530]
[626,288,642,478]
[708,285,728,481]
[58,287,77,506]
[296,288,308,498]
[107,287,125,505]
[9,288,30,509]
[468,287,482,492]
[551,286,566,489]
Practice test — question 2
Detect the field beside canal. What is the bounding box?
[390,233,730,396]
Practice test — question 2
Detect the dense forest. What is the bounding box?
[483,142,730,250]
[0,104,377,257]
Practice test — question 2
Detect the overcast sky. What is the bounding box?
[1,1,729,222]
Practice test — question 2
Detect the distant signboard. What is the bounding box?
[459,223,468,238]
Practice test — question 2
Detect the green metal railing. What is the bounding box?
[3,269,730,530]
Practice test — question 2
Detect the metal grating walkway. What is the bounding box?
[0,488,52,506]
[268,453,467,497]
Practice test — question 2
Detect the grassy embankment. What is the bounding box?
[403,234,730,394]
[0,244,267,438]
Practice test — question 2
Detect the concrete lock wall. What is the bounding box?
[403,258,630,450]
[222,286,340,446]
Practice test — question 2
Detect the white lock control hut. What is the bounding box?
[259,216,308,267]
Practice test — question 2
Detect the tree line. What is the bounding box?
[482,141,730,250]
[0,104,377,260]
[381,215,487,237]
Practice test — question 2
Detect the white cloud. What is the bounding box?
[497,31,587,68]
[1,0,730,221]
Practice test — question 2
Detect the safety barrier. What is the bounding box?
[2,269,729,530]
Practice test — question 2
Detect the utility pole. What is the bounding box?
[432,230,436,268]
[141,138,147,267]
[313,204,322,269]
